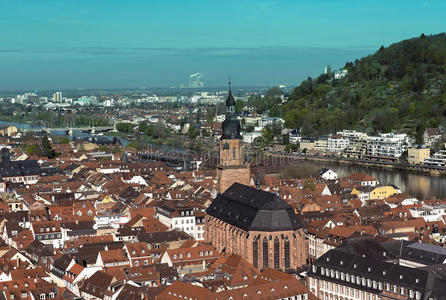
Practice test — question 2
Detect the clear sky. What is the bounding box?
[0,0,445,89]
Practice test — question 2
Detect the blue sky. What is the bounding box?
[0,0,445,89]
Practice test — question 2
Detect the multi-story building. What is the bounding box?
[52,91,62,103]
[31,221,63,249]
[258,117,284,129]
[342,136,369,159]
[337,130,368,140]
[423,149,446,167]
[408,146,430,165]
[314,137,328,152]
[367,133,409,159]
[155,205,205,240]
[0,149,40,185]
[338,130,369,159]
[308,238,446,300]
[300,137,315,152]
[423,128,442,147]
[327,135,350,153]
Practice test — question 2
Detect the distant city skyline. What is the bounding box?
[0,0,445,89]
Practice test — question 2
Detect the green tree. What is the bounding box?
[187,125,199,139]
[138,121,149,134]
[235,99,245,114]
[40,135,56,158]
[116,122,134,134]
[206,107,216,123]
[126,141,143,151]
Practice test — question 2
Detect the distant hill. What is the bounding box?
[283,33,446,143]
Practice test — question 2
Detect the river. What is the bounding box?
[287,160,446,200]
[2,120,445,199]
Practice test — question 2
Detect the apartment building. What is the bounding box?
[367,133,409,158]
[408,146,430,165]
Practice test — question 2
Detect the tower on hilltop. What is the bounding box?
[217,80,250,193]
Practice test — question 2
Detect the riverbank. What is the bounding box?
[266,151,446,177]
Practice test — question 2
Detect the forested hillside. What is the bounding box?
[283,33,446,141]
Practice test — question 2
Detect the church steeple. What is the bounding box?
[217,79,249,194]
[221,79,241,140]
[226,80,235,115]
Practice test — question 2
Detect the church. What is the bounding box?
[205,82,307,271]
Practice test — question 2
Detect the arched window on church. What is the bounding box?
[253,238,258,268]
[232,147,236,160]
[263,237,269,269]
[274,237,280,269]
[284,239,290,269]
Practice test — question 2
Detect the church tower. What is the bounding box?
[217,81,250,193]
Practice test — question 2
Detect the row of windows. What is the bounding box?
[133,259,149,266]
[172,250,213,260]
[131,249,148,255]
[39,226,57,233]
[253,237,290,269]
[7,175,38,183]
[180,210,194,216]
[314,266,421,299]
[175,219,194,225]
[37,233,61,239]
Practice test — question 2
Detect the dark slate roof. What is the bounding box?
[221,118,242,140]
[79,271,114,298]
[311,249,434,292]
[337,237,398,263]
[25,240,53,258]
[381,240,446,266]
[206,183,303,231]
[310,238,446,299]
[0,160,40,178]
[51,254,73,279]
[226,86,235,107]
[136,230,191,244]
[62,221,96,236]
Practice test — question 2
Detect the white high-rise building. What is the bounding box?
[53,91,62,103]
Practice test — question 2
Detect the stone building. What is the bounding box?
[205,183,307,271]
[308,238,446,300]
[216,81,250,194]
